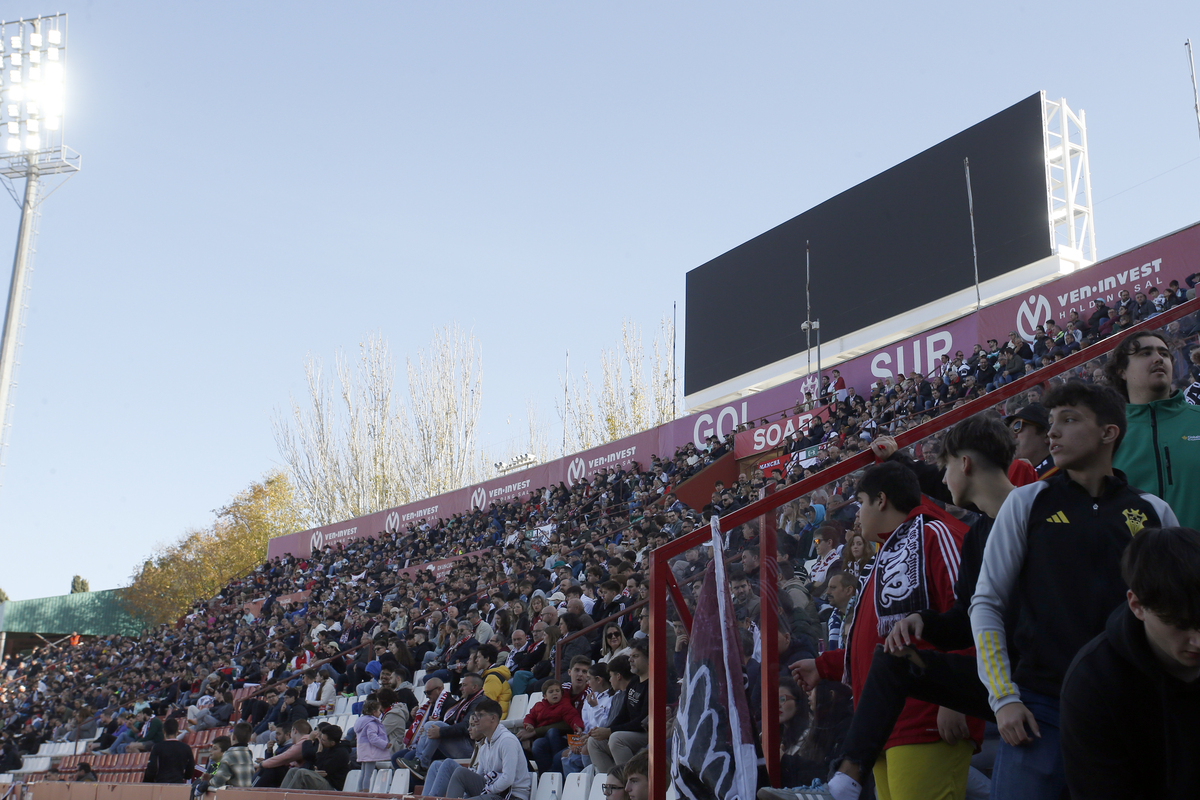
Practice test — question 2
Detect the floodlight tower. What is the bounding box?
[0,13,79,484]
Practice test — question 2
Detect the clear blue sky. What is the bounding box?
[1,1,1198,601]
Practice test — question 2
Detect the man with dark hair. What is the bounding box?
[791,459,972,800]
[279,723,351,791]
[467,643,512,718]
[729,568,761,620]
[119,709,164,754]
[971,380,1178,799]
[1104,329,1200,528]
[1060,526,1200,797]
[142,717,195,784]
[255,720,313,788]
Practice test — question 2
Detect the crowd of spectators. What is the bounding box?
[1,284,1197,800]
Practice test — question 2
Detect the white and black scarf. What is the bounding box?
[872,514,929,637]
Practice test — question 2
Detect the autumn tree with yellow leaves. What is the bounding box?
[118,469,304,628]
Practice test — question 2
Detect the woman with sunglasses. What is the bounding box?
[599,626,631,664]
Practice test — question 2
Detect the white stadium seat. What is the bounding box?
[562,770,593,800]
[16,755,50,773]
[534,773,563,800]
[586,772,609,800]
[389,768,411,794]
[503,694,528,727]
[369,767,392,793]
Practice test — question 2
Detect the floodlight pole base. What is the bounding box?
[0,156,41,480]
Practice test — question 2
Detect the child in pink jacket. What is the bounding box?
[353,696,391,791]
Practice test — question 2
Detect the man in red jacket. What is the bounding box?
[791,461,980,800]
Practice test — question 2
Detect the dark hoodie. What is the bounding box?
[1060,603,1200,799]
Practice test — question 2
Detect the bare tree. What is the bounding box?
[396,323,485,499]
[559,314,680,451]
[273,325,484,526]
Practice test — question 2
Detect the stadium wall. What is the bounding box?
[266,221,1200,560]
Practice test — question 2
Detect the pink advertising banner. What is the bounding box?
[979,223,1200,341]
[266,223,1200,562]
[267,428,662,560]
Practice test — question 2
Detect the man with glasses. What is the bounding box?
[1004,404,1056,478]
[391,678,447,769]
[1106,328,1200,529]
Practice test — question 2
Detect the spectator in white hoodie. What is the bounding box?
[421,698,533,800]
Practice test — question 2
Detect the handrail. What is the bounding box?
[552,599,648,683]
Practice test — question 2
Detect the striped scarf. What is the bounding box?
[872,513,931,637]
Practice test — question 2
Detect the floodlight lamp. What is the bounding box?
[5,105,15,117]
[5,122,16,135]
[44,61,62,81]
[26,102,38,116]
[8,70,20,83]
[46,47,58,61]
[29,50,40,65]
[24,133,37,150]
[45,116,57,130]
[25,119,37,133]
[4,137,17,152]
[8,37,20,51]
[47,30,60,45]
[8,53,20,66]
[28,67,40,82]
[29,33,41,48]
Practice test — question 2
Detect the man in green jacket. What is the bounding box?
[124,711,164,754]
[1105,329,1200,528]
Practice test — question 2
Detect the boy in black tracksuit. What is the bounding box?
[971,382,1177,800]
[1059,526,1200,799]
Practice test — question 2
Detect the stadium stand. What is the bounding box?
[2,279,1197,798]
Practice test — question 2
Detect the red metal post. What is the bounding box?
[664,569,694,631]
[759,483,781,787]
[648,549,670,800]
